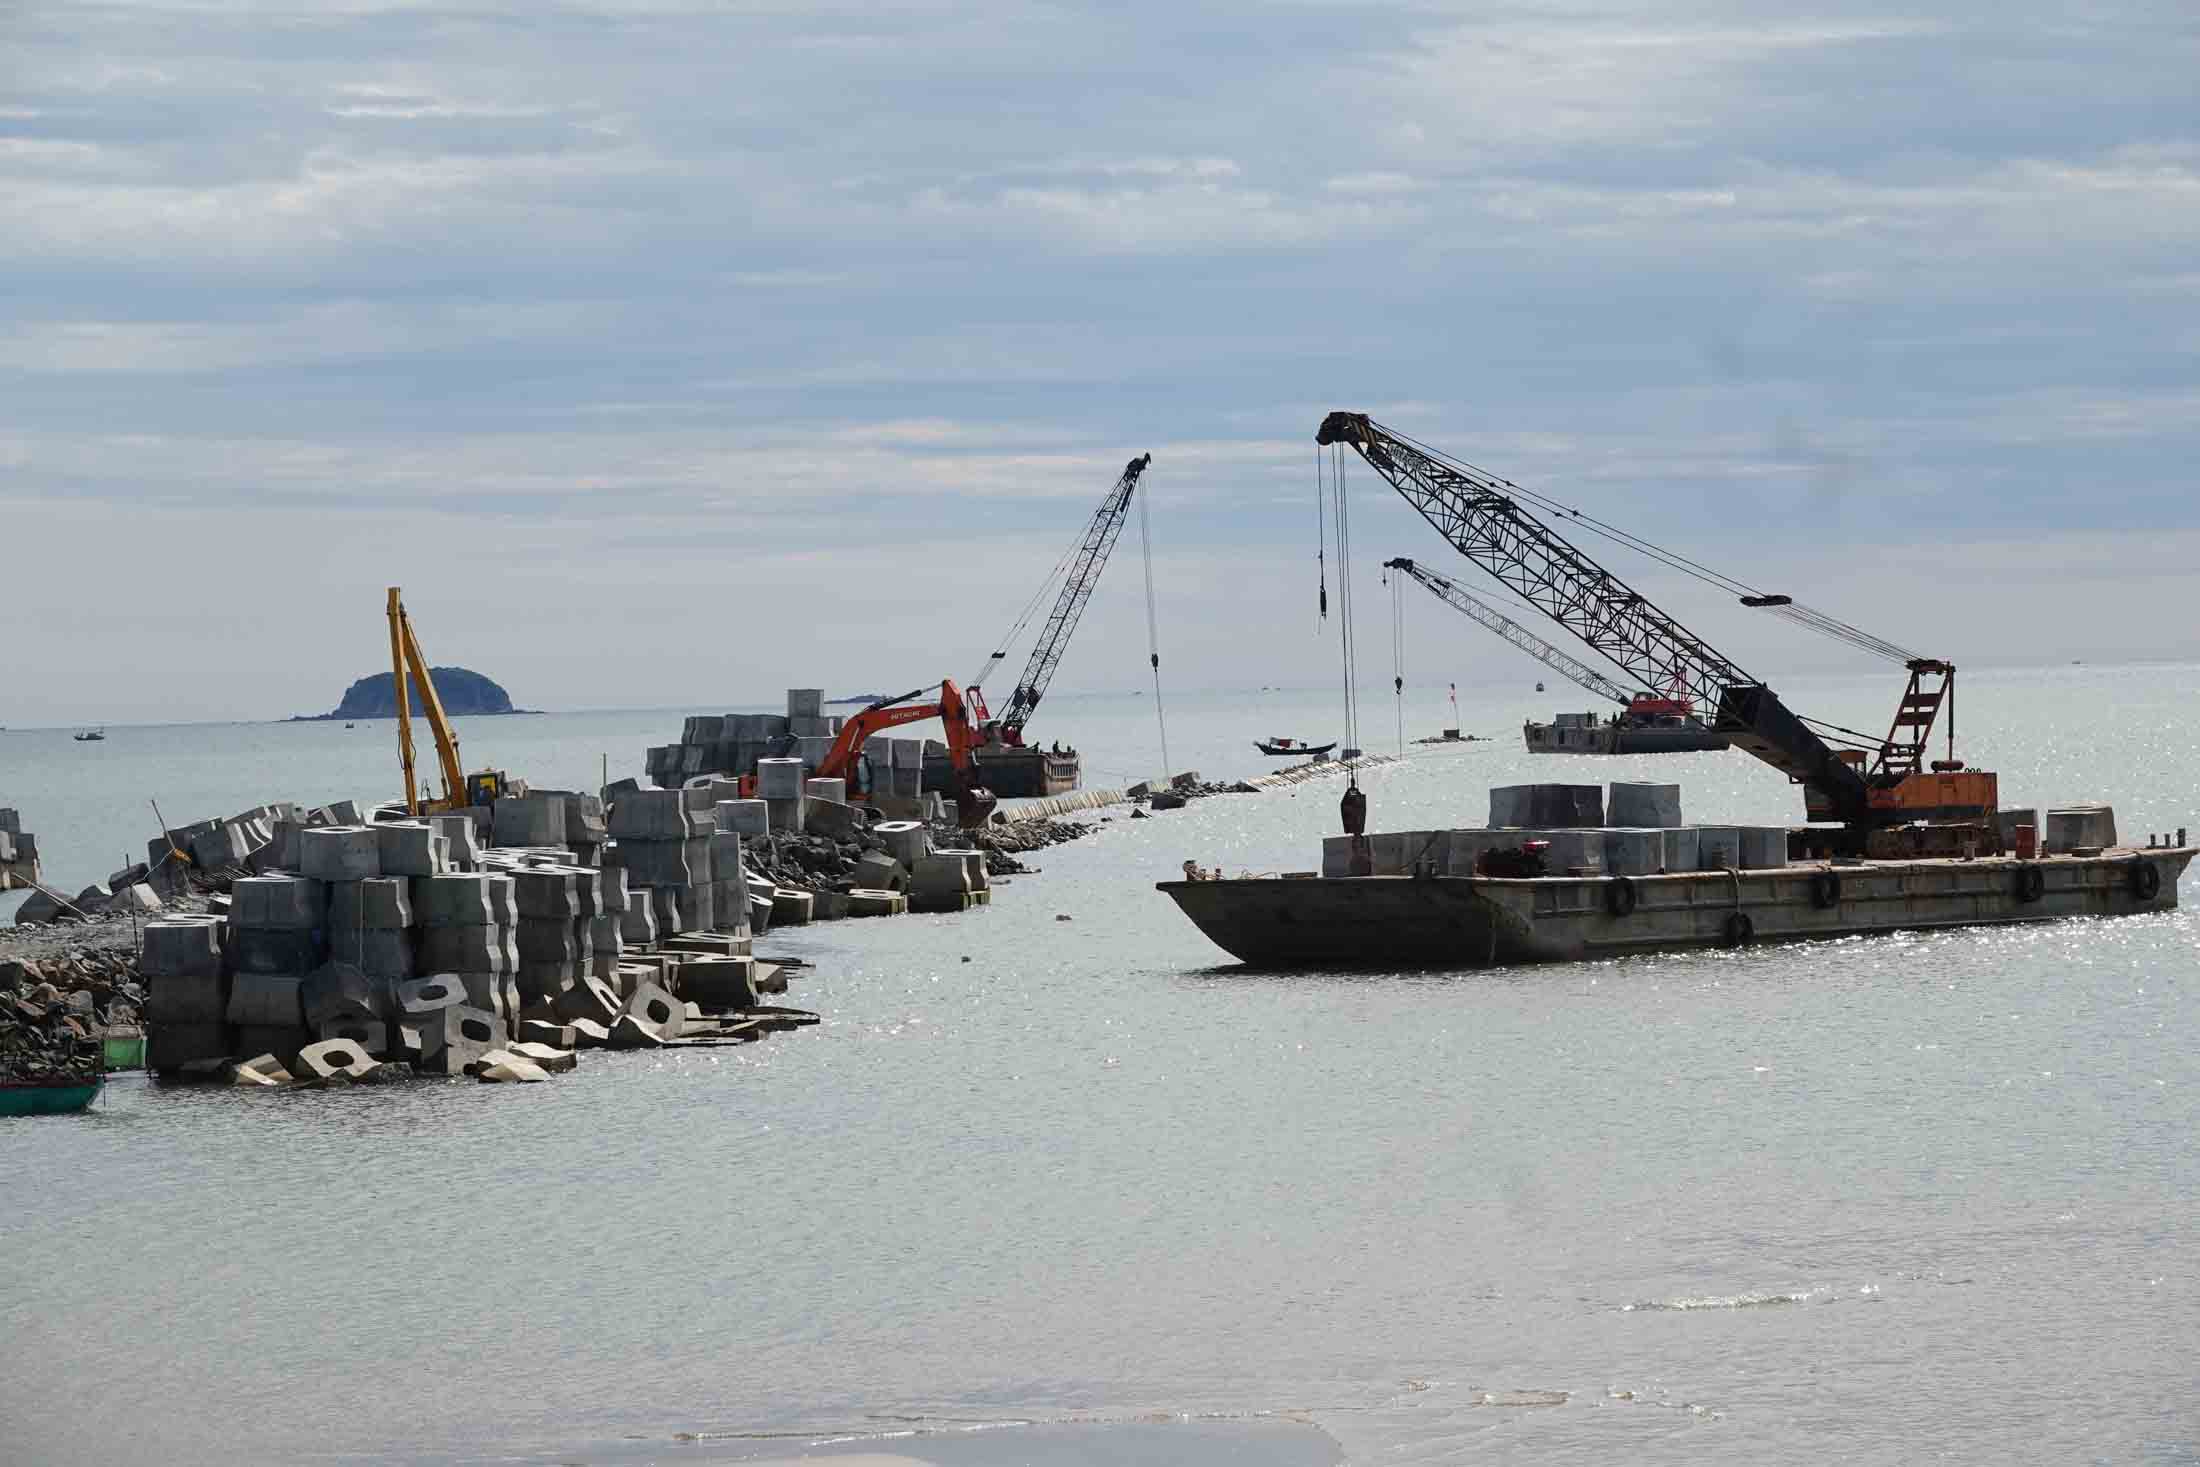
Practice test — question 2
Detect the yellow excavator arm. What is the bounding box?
[386,587,469,815]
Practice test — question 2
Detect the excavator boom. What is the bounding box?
[816,681,998,827]
[386,588,505,815]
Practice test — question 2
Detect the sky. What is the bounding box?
[3,0,2196,726]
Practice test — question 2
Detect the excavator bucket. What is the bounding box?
[956,784,999,829]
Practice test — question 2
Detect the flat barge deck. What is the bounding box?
[1160,846,2192,969]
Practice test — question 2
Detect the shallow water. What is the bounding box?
[4,666,2197,1464]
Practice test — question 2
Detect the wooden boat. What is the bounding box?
[1255,738,1336,757]
[73,728,105,742]
[0,1076,103,1116]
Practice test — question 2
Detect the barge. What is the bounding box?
[1161,846,2191,969]
[923,745,1081,799]
[1524,708,1729,755]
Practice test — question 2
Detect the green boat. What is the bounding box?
[0,1077,104,1116]
[101,1028,146,1072]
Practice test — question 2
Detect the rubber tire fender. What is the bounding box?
[1722,910,1754,948]
[1809,871,1841,909]
[1605,875,1638,918]
[2129,859,2161,901]
[2014,863,2045,904]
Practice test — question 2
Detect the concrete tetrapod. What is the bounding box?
[295,1037,378,1083]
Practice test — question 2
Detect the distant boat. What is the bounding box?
[344,722,355,729]
[73,729,105,742]
[1256,737,1337,757]
[1535,681,1545,692]
[0,1076,103,1115]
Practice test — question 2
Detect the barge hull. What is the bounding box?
[1161,848,2191,970]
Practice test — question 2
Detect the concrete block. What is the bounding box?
[145,971,230,1026]
[554,973,621,1026]
[764,796,806,835]
[677,880,715,932]
[508,1041,577,1073]
[1996,808,2039,849]
[139,917,227,978]
[847,888,907,917]
[190,821,253,870]
[415,1004,502,1075]
[513,868,580,920]
[148,1022,233,1073]
[1694,827,1742,868]
[322,800,363,825]
[418,923,515,974]
[755,758,806,800]
[300,826,380,881]
[516,963,576,1006]
[787,688,825,721]
[296,1038,377,1082]
[414,872,497,927]
[1490,785,1605,829]
[588,913,623,972]
[911,853,972,896]
[614,837,706,889]
[374,821,441,876]
[396,972,470,1017]
[711,881,749,933]
[491,793,568,849]
[607,789,699,840]
[876,821,929,868]
[910,890,976,913]
[1524,829,1605,875]
[1603,828,1665,876]
[679,955,759,1010]
[854,851,908,893]
[518,1019,576,1049]
[803,798,862,839]
[803,777,847,805]
[454,971,513,1030]
[2045,804,2117,854]
[231,873,327,931]
[227,972,306,1028]
[113,883,164,914]
[1738,827,1790,870]
[429,815,483,869]
[769,888,814,925]
[1659,827,1700,874]
[516,916,580,963]
[708,831,746,884]
[564,794,607,845]
[598,864,630,914]
[647,884,685,935]
[329,876,413,930]
[327,927,412,979]
[474,1051,551,1083]
[234,926,326,976]
[618,892,660,946]
[1608,783,1683,829]
[615,981,684,1043]
[301,963,388,1027]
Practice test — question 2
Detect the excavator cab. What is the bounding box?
[464,770,507,806]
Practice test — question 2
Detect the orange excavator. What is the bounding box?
[810,681,999,828]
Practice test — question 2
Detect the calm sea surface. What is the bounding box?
[4,665,2197,1465]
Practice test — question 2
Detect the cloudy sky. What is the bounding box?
[4,0,2195,725]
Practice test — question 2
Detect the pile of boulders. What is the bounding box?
[0,954,139,1084]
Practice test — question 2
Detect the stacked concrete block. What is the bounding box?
[2045,803,2117,853]
[787,688,825,722]
[1490,784,1605,829]
[679,955,759,1011]
[1607,783,1683,829]
[141,917,233,1071]
[1441,830,1521,878]
[716,799,769,837]
[1659,828,1701,874]
[804,778,846,805]
[414,1005,503,1075]
[491,793,567,850]
[757,758,807,836]
[1363,830,1448,876]
[303,963,388,1035]
[300,827,380,882]
[707,831,751,936]
[876,821,930,869]
[514,868,585,1007]
[230,873,329,977]
[1602,828,1665,876]
[1694,827,1742,868]
[746,876,777,934]
[795,736,835,771]
[228,972,309,1068]
[429,815,483,871]
[853,851,907,893]
[375,821,446,877]
[890,738,925,796]
[1518,829,1604,875]
[563,793,608,859]
[1738,828,1790,870]
[326,876,416,981]
[619,888,660,947]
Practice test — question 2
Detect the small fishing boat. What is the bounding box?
[0,1075,104,1116]
[1255,737,1337,757]
[73,728,105,742]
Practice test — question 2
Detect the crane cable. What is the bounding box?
[1138,468,1171,778]
[1382,426,1923,665]
[1331,446,1363,777]
[1315,446,1329,625]
[1388,562,1405,755]
[961,517,1089,693]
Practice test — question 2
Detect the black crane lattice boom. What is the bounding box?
[998,452,1152,740]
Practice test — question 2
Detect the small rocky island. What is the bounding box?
[296,668,533,721]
